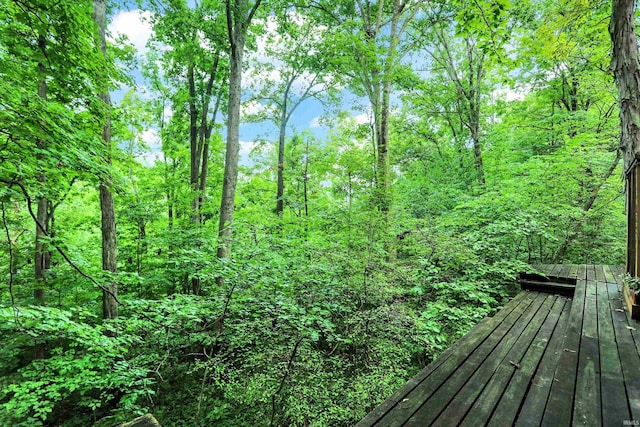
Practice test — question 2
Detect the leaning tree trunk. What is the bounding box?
[94,0,118,321]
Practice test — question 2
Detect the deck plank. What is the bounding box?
[401,293,548,426]
[558,264,571,279]
[540,275,586,427]
[595,265,607,284]
[569,264,579,279]
[603,265,617,285]
[572,280,601,426]
[496,297,570,427]
[613,269,640,423]
[614,269,640,355]
[597,280,630,426]
[586,265,597,282]
[578,264,588,280]
[534,264,554,276]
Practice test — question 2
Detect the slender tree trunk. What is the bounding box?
[33,35,49,360]
[378,88,391,214]
[376,0,403,217]
[218,36,243,260]
[468,45,486,187]
[94,0,118,321]
[100,183,117,320]
[196,55,220,217]
[276,104,288,217]
[219,0,261,260]
[188,63,203,295]
[34,181,48,309]
[188,63,200,217]
[437,32,487,188]
[470,116,485,187]
[137,221,146,275]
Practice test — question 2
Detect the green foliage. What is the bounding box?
[0,0,628,425]
[0,306,152,426]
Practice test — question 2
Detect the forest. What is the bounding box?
[0,0,631,425]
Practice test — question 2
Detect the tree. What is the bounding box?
[93,0,118,321]
[217,0,263,260]
[610,0,640,171]
[514,0,620,261]
[150,1,228,226]
[611,0,640,274]
[34,25,49,318]
[432,29,488,187]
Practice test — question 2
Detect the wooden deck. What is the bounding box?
[357,265,640,426]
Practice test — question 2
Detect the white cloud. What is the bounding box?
[240,100,277,120]
[162,105,173,121]
[109,10,153,56]
[138,128,162,165]
[354,113,371,125]
[240,140,260,157]
[492,85,529,102]
[240,100,265,118]
[141,128,158,145]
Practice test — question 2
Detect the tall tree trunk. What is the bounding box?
[468,42,485,187]
[187,64,202,295]
[436,32,487,188]
[275,95,289,217]
[188,63,200,223]
[94,0,118,321]
[611,0,640,276]
[470,114,485,187]
[34,35,49,360]
[378,84,391,215]
[610,0,640,171]
[218,36,244,259]
[303,136,309,217]
[376,0,404,217]
[196,55,220,220]
[218,0,261,261]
